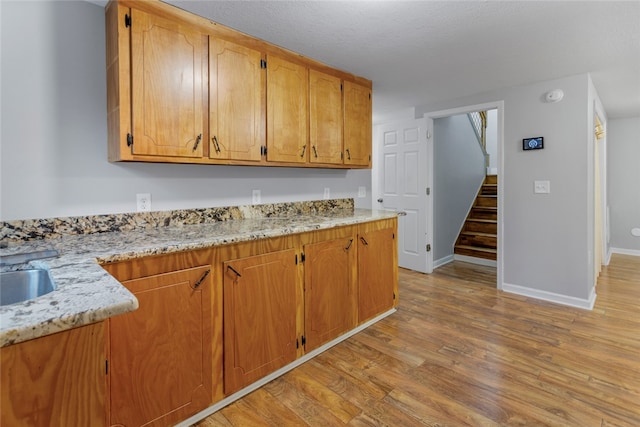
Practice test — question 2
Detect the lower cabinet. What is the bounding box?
[0,322,105,427]
[223,249,298,394]
[303,227,357,352]
[101,217,397,426]
[358,219,399,323]
[103,252,221,427]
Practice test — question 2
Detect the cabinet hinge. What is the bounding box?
[301,252,305,263]
[126,133,133,147]
[393,233,395,239]
[426,244,431,252]
[260,59,267,69]
[340,83,343,92]
[295,254,298,265]
[105,359,109,375]
[393,292,396,300]
[301,335,306,346]
[340,152,344,160]
[124,14,131,28]
[369,92,371,100]
[369,154,371,162]
[260,145,267,156]
[296,338,299,349]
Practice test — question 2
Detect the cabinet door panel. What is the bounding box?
[1,323,105,427]
[267,56,308,163]
[210,39,264,161]
[343,81,372,167]
[131,9,204,158]
[358,227,396,323]
[310,70,343,164]
[304,237,356,351]
[109,266,212,427]
[224,249,297,394]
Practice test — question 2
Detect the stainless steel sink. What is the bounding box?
[0,269,56,306]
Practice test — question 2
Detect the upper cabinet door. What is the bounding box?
[266,56,309,163]
[309,70,343,165]
[130,9,204,158]
[343,81,372,167]
[210,39,264,162]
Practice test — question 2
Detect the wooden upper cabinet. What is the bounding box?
[343,81,372,167]
[109,265,213,427]
[210,39,264,162]
[309,70,344,164]
[304,233,357,352]
[223,249,298,395]
[130,8,205,158]
[266,55,309,164]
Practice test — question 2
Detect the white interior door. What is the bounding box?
[377,118,430,273]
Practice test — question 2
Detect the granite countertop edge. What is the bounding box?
[0,209,397,347]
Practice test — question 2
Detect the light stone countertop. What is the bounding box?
[0,209,397,347]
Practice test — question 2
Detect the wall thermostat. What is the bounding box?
[523,137,544,150]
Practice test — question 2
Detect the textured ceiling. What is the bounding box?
[158,1,639,119]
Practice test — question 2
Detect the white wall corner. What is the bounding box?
[433,255,455,269]
[502,282,596,310]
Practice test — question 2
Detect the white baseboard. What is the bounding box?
[611,247,640,257]
[454,254,497,267]
[176,308,397,427]
[434,255,454,269]
[502,282,596,310]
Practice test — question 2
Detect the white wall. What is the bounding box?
[608,116,640,253]
[0,1,371,221]
[433,114,485,262]
[416,73,595,305]
[486,109,498,173]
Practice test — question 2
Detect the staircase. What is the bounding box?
[454,175,497,261]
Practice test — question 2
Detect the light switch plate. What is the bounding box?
[534,180,550,194]
[358,186,366,198]
[323,188,330,199]
[136,193,151,212]
[252,189,261,205]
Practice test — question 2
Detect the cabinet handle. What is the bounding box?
[212,136,221,153]
[193,269,210,289]
[360,236,368,246]
[300,145,306,158]
[312,145,318,158]
[345,239,353,251]
[346,148,351,160]
[227,265,242,278]
[193,134,202,151]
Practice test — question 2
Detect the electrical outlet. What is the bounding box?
[136,193,151,212]
[252,189,261,205]
[534,180,550,194]
[358,186,366,198]
[323,187,330,199]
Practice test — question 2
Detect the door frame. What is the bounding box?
[424,101,504,290]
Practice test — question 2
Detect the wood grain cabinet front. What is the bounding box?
[357,219,398,323]
[343,81,373,167]
[106,0,372,169]
[0,322,106,427]
[223,249,298,394]
[302,228,358,352]
[107,265,214,427]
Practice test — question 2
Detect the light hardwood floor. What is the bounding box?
[195,254,640,426]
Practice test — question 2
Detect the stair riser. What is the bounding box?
[485,175,498,185]
[475,197,497,207]
[481,186,497,196]
[464,222,497,234]
[454,246,497,260]
[457,235,497,249]
[469,209,497,220]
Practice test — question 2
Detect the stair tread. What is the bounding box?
[472,206,497,210]
[454,245,497,253]
[466,218,497,223]
[460,231,496,237]
[477,195,497,198]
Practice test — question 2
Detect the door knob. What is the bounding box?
[377,198,383,203]
[397,211,407,216]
